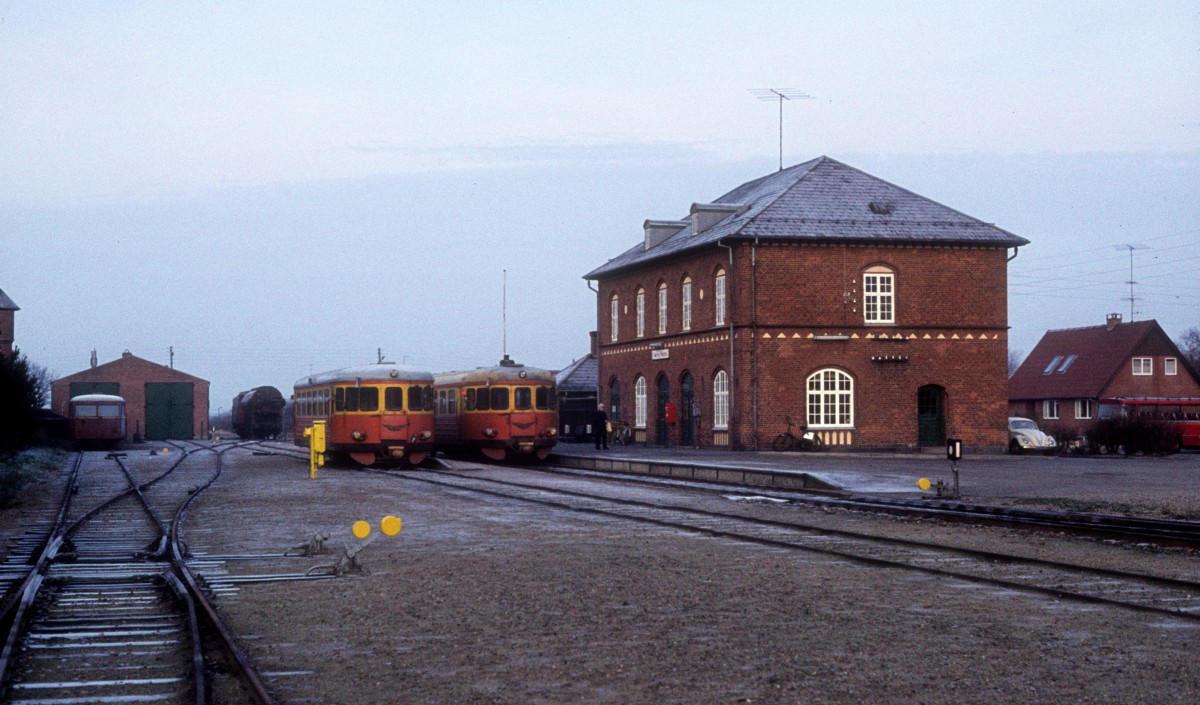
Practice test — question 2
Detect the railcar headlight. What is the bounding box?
[352,431,366,441]
[420,430,432,440]
[484,427,498,438]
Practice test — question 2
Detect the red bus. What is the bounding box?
[1099,397,1200,451]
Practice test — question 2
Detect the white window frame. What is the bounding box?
[636,288,645,338]
[657,284,668,335]
[806,369,854,428]
[1166,358,1177,376]
[863,267,895,324]
[610,295,619,343]
[1075,399,1093,420]
[634,376,647,428]
[715,270,727,326]
[1132,357,1152,376]
[681,278,692,331]
[713,370,729,430]
[1044,399,1059,419]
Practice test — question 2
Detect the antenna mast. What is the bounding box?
[1117,244,1143,321]
[749,87,814,171]
[502,269,508,359]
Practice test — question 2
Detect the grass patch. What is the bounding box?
[0,447,63,509]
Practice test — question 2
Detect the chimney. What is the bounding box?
[90,349,97,368]
[643,219,688,250]
[1106,313,1122,330]
[690,203,744,234]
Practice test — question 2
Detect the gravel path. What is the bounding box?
[4,447,1199,704]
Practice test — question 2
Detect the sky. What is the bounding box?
[3,1,1198,411]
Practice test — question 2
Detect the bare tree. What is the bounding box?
[1178,326,1200,372]
[1008,348,1024,378]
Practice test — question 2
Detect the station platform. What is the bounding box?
[548,442,1200,517]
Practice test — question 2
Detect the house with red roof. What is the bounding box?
[1008,314,1200,432]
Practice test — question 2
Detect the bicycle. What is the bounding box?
[771,416,825,452]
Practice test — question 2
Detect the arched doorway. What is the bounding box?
[656,375,670,446]
[917,385,946,448]
[680,372,695,447]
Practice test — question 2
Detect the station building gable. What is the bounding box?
[584,156,1026,453]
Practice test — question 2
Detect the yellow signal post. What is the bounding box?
[304,420,327,478]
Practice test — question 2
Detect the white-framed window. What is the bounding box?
[712,370,729,430]
[657,283,668,335]
[806,369,854,428]
[1044,399,1059,419]
[863,267,894,324]
[681,277,692,331]
[1075,399,1093,420]
[634,376,647,428]
[636,288,645,338]
[1133,357,1152,376]
[1166,358,1178,376]
[610,295,619,343]
[715,269,727,326]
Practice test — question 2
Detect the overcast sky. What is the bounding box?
[3,1,1198,411]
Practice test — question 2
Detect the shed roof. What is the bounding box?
[55,351,209,385]
[584,156,1027,280]
[555,354,598,394]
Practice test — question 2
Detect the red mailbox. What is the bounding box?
[664,402,677,423]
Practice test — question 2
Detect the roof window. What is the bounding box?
[1042,355,1063,375]
[1056,354,1078,374]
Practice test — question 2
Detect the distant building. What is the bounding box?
[0,288,18,358]
[1008,315,1200,428]
[51,351,210,441]
[555,351,598,443]
[584,156,1027,452]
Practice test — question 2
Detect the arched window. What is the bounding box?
[863,266,895,324]
[713,370,729,430]
[657,283,668,335]
[806,369,854,428]
[634,376,647,428]
[609,378,622,422]
[681,277,693,331]
[636,288,645,338]
[715,268,727,326]
[610,294,619,342]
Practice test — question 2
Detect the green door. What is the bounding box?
[917,385,946,448]
[145,382,194,439]
[70,382,120,397]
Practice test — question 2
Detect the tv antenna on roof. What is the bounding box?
[749,88,814,171]
[1115,244,1144,321]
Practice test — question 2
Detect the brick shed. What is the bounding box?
[584,156,1028,453]
[51,351,210,441]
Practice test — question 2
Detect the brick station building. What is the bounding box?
[584,156,1027,452]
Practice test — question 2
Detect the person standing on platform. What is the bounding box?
[592,403,609,450]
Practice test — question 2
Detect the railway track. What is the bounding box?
[397,462,1200,623]
[0,444,276,705]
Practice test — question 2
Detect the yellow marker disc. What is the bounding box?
[381,515,402,536]
[917,477,931,491]
[352,520,371,539]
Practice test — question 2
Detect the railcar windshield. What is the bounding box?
[514,387,532,410]
[98,404,121,418]
[74,404,98,417]
[385,387,404,412]
[535,386,555,410]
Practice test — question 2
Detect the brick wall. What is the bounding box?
[596,242,1011,451]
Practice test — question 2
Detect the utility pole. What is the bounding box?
[749,88,814,171]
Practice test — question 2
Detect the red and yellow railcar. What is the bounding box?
[69,394,127,447]
[434,356,558,460]
[293,364,435,466]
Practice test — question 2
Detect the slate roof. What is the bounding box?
[1008,320,1170,400]
[0,288,18,311]
[584,156,1028,280]
[555,354,598,394]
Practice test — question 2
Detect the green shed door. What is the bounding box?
[70,382,120,397]
[145,382,194,440]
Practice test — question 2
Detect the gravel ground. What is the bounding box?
[3,446,1199,704]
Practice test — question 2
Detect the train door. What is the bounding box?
[680,372,695,447]
[656,375,670,446]
[917,385,946,448]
